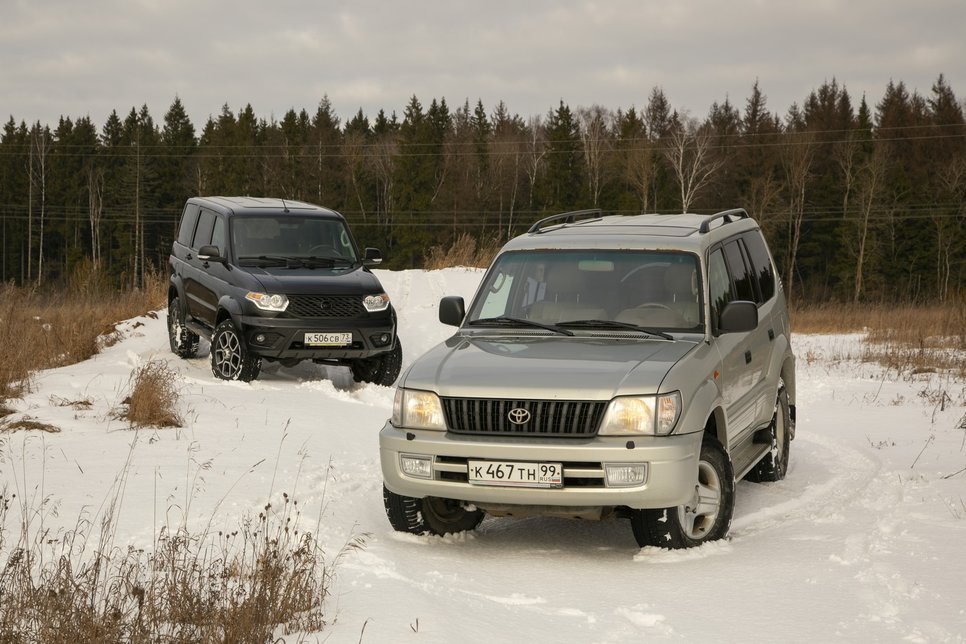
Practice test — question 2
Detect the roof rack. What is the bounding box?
[528,209,603,234]
[698,208,749,234]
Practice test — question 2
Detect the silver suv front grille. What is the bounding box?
[441,397,607,437]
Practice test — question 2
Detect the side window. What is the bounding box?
[192,210,216,250]
[210,216,226,253]
[177,204,201,246]
[742,231,776,302]
[723,240,756,302]
[708,249,733,330]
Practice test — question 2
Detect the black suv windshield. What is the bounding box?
[466,249,703,332]
[232,215,359,265]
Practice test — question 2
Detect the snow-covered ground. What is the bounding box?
[3,268,966,643]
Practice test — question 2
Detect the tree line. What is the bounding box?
[0,75,964,303]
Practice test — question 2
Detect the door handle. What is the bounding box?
[744,350,752,364]
[768,328,775,341]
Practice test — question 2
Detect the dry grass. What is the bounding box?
[0,489,360,642]
[792,301,966,376]
[0,269,166,401]
[423,232,500,270]
[123,361,182,428]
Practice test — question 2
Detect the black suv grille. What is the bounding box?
[441,397,607,437]
[285,295,364,319]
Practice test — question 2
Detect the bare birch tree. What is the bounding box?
[87,167,104,268]
[578,106,610,207]
[851,150,887,302]
[664,118,723,213]
[779,131,816,304]
[524,116,547,212]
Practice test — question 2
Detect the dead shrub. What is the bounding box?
[0,490,357,642]
[792,300,966,376]
[1,417,60,433]
[0,268,166,403]
[423,232,500,270]
[124,361,182,428]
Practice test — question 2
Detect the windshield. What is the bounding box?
[232,215,359,264]
[467,249,703,332]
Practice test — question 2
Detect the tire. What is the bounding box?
[351,339,403,386]
[383,486,483,536]
[630,434,735,549]
[210,319,261,382]
[746,379,791,483]
[167,296,199,358]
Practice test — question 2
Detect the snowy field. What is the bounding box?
[3,268,966,643]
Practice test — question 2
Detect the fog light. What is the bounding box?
[400,454,433,479]
[370,332,392,347]
[604,463,647,487]
[255,333,267,344]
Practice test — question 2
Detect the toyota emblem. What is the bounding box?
[507,408,531,425]
[319,299,331,312]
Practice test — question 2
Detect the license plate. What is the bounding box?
[304,332,352,346]
[467,460,563,488]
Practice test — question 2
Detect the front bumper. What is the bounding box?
[238,313,395,360]
[379,422,702,509]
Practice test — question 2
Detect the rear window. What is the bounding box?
[177,204,200,246]
[742,231,776,302]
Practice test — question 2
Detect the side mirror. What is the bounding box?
[439,296,466,327]
[197,245,227,264]
[363,247,383,266]
[718,300,758,334]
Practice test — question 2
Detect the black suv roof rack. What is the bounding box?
[528,209,603,234]
[698,208,749,234]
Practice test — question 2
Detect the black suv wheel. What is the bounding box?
[167,296,199,358]
[211,319,261,382]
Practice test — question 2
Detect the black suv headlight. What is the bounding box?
[245,292,289,312]
[363,293,390,313]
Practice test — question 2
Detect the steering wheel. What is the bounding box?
[635,303,673,312]
[307,244,337,256]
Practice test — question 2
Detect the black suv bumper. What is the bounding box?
[238,312,396,360]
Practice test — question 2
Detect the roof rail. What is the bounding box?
[528,208,603,234]
[698,208,749,234]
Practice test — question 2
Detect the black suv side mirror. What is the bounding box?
[718,300,758,334]
[439,296,466,327]
[363,248,383,266]
[198,245,227,264]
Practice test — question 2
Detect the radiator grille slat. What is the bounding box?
[441,398,606,437]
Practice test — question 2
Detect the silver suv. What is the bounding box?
[379,209,796,548]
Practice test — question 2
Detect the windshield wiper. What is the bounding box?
[557,319,674,340]
[468,316,574,336]
[238,254,290,267]
[299,256,356,268]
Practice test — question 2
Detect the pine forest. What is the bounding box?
[0,76,964,305]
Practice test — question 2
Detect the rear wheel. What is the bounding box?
[383,486,483,536]
[211,319,261,382]
[351,339,402,386]
[630,434,735,549]
[167,296,199,358]
[746,379,791,483]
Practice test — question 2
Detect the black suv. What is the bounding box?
[167,196,401,384]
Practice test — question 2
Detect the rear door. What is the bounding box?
[184,209,228,328]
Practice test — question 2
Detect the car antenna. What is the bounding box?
[281,198,290,213]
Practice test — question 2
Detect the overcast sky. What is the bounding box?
[2,0,964,130]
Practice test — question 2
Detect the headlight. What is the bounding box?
[392,388,446,431]
[598,392,681,436]
[363,293,390,312]
[245,292,289,312]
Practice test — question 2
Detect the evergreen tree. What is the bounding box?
[541,100,583,210]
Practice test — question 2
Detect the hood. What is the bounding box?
[403,334,698,400]
[244,265,384,295]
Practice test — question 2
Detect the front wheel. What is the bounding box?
[630,434,735,549]
[211,319,261,382]
[383,486,483,536]
[351,339,402,386]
